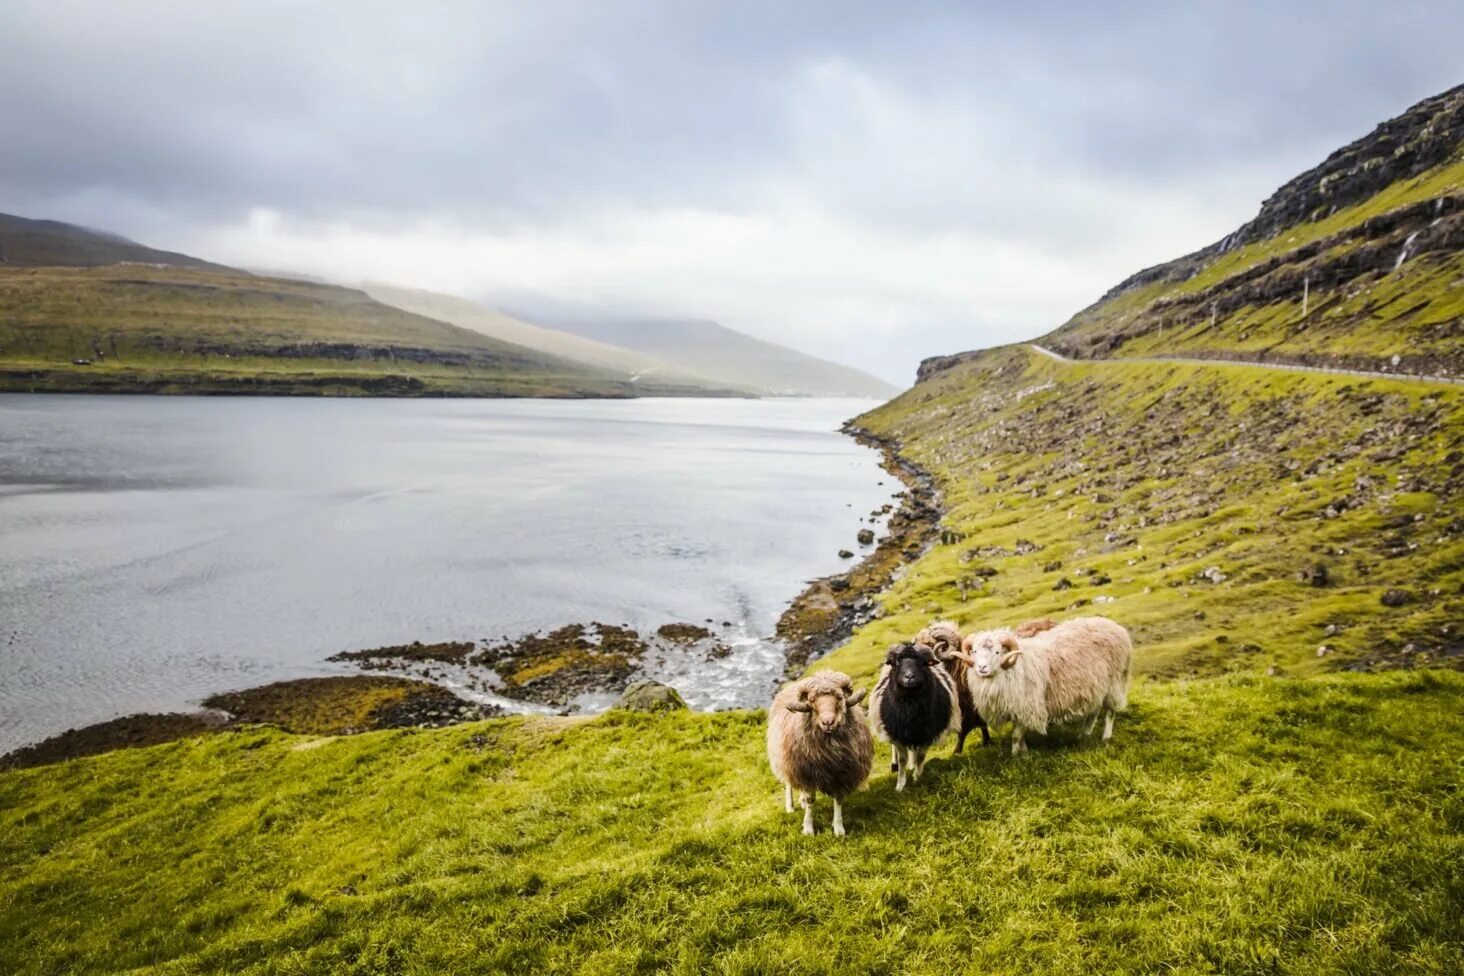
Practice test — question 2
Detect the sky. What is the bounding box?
[1,2,1461,385]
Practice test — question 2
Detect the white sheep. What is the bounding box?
[952,616,1132,755]
[766,671,872,837]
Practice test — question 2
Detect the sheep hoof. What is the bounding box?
[802,823,816,836]
[833,824,846,838]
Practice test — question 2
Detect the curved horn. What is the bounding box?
[845,688,867,707]
[941,649,975,665]
[1000,650,1022,670]
[785,701,814,713]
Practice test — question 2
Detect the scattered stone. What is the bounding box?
[838,549,855,559]
[857,528,876,546]
[1200,566,1228,584]
[1052,577,1073,591]
[1380,588,1411,607]
[1324,623,1339,637]
[1303,564,1330,588]
[656,622,713,644]
[1193,610,1207,621]
[1093,595,1116,604]
[1317,645,1333,657]
[613,681,688,713]
[1042,560,1063,572]
[1090,573,1112,586]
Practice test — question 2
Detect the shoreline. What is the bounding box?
[1,417,933,770]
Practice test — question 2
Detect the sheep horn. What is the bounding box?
[785,701,814,713]
[942,649,975,665]
[1000,650,1022,670]
[845,688,867,707]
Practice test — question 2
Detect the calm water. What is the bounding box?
[0,394,895,751]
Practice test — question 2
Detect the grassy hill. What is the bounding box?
[929,84,1463,380]
[0,212,235,272]
[0,264,719,397]
[1,671,1459,974]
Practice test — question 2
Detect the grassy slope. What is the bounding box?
[818,347,1461,687]
[1,671,1460,975]
[0,266,696,397]
[1046,156,1464,372]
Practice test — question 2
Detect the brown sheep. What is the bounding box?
[766,671,873,837]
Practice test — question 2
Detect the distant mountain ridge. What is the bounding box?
[549,316,899,398]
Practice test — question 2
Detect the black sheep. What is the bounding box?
[870,642,960,790]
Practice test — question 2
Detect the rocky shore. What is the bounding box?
[776,422,942,676]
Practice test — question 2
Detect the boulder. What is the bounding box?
[613,680,688,713]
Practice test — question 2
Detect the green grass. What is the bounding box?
[0,265,712,398]
[820,347,1462,687]
[1,671,1460,975]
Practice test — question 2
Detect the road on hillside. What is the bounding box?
[1028,344,1462,386]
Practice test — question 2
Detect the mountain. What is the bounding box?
[0,212,237,273]
[1021,83,1462,379]
[549,317,900,397]
[0,217,731,398]
[363,285,737,394]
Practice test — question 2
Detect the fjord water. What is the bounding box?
[0,395,896,751]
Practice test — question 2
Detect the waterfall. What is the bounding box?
[1393,230,1421,270]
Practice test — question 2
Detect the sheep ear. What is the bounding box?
[845,688,867,707]
[1000,650,1022,670]
[785,701,813,713]
[1000,633,1019,652]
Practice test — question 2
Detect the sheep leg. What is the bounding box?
[895,748,908,792]
[954,726,966,756]
[784,782,794,814]
[1012,726,1028,756]
[832,798,846,838]
[800,792,815,835]
[912,747,928,781]
[1082,712,1099,737]
[891,745,900,775]
[1102,708,1115,742]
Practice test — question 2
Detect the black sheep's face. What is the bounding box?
[887,644,936,690]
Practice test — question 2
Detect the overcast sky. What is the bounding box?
[2,2,1460,384]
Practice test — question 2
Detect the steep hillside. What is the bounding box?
[817,345,1461,687]
[0,212,236,272]
[933,84,1464,380]
[364,285,736,393]
[0,264,708,397]
[554,317,900,397]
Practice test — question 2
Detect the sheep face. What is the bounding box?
[787,679,867,735]
[962,630,1020,679]
[886,642,941,692]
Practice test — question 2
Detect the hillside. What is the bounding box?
[0,263,720,398]
[364,284,737,393]
[919,84,1464,382]
[553,316,900,397]
[0,212,236,273]
[1,671,1459,974]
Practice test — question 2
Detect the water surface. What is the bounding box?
[0,395,894,750]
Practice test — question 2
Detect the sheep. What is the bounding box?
[913,621,989,753]
[870,642,961,789]
[766,671,873,837]
[953,616,1132,756]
